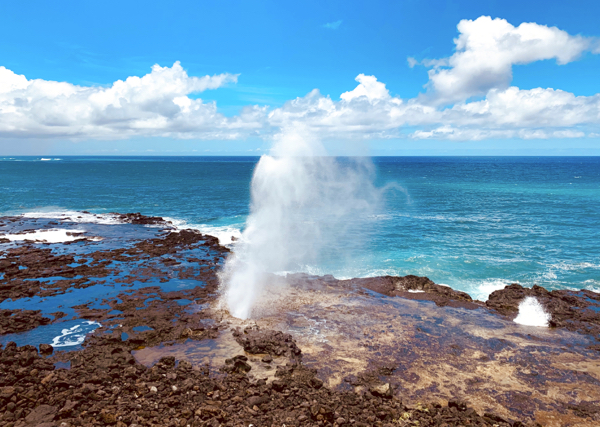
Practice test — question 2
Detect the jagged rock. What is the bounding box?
[370,383,393,398]
[39,343,53,355]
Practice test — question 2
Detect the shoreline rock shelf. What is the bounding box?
[1,213,599,426]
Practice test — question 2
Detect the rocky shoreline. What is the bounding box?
[1,213,600,426]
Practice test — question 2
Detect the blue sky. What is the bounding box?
[1,0,599,155]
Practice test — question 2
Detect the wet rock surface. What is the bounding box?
[1,213,599,426]
[0,226,226,305]
[487,283,600,336]
[113,212,170,226]
[230,273,600,426]
[344,274,481,309]
[232,325,302,361]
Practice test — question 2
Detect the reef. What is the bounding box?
[1,213,599,427]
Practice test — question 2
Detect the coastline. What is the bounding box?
[1,213,600,426]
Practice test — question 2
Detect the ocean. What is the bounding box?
[1,155,599,301]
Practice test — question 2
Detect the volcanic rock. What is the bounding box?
[232,325,302,360]
[0,309,52,334]
[487,283,600,336]
[370,382,393,398]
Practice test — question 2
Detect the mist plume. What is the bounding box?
[219,128,380,319]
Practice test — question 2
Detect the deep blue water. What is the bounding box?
[1,156,599,300]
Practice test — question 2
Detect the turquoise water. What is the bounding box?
[1,156,599,300]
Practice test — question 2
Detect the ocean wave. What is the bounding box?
[199,226,242,245]
[465,279,513,302]
[20,210,243,244]
[1,228,87,243]
[0,157,62,162]
[584,280,600,293]
[540,270,558,280]
[22,210,123,225]
[547,261,600,271]
[162,217,243,245]
[51,321,101,347]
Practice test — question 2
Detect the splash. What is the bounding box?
[513,296,551,327]
[219,129,380,319]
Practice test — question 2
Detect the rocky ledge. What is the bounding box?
[1,213,599,426]
[1,330,532,427]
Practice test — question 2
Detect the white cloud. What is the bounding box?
[0,62,257,139]
[1,16,599,143]
[340,74,392,102]
[268,78,600,140]
[266,17,600,141]
[445,87,600,128]
[323,20,343,30]
[418,16,599,104]
[268,80,421,139]
[410,127,587,141]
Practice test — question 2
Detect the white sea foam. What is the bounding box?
[190,225,242,245]
[584,279,600,293]
[157,217,241,244]
[20,210,239,245]
[469,280,511,301]
[51,321,101,347]
[1,228,87,243]
[160,217,187,229]
[548,261,600,271]
[513,297,551,327]
[22,210,123,225]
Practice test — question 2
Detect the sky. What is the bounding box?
[1,0,600,155]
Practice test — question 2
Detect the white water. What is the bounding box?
[51,321,102,347]
[219,129,380,319]
[1,228,87,243]
[23,210,123,225]
[513,296,551,327]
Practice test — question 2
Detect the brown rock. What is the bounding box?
[39,343,53,355]
[100,412,118,424]
[24,404,57,424]
[370,383,393,398]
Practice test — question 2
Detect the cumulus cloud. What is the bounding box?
[0,62,263,139]
[340,74,392,102]
[266,17,600,140]
[1,16,599,143]
[410,126,587,141]
[417,16,599,104]
[268,79,419,139]
[267,78,600,140]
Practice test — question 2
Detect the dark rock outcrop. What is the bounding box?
[487,283,600,336]
[0,309,52,335]
[232,325,302,360]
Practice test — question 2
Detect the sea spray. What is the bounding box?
[513,296,551,327]
[219,129,380,319]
